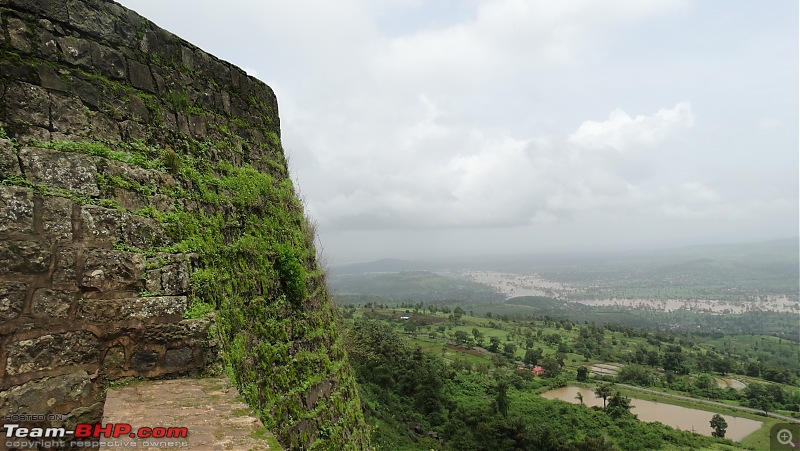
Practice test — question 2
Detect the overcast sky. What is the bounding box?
[119,0,798,264]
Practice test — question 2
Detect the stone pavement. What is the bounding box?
[101,378,281,450]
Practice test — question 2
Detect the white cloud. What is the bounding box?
[567,102,694,152]
[306,103,701,229]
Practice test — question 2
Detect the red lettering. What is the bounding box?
[74,424,92,438]
[93,424,114,438]
[113,424,131,438]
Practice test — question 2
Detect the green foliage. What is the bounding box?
[275,244,307,305]
[164,90,190,113]
[160,148,182,173]
[35,139,164,170]
[184,298,215,319]
[594,383,614,409]
[616,364,653,386]
[605,391,634,419]
[710,413,728,438]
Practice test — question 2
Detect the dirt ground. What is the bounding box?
[101,377,279,450]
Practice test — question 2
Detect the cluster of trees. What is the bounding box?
[612,362,800,414]
[592,383,634,419]
[741,382,800,414]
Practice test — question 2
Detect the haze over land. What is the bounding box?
[118,0,798,264]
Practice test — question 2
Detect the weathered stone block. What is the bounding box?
[4,0,69,23]
[145,257,189,295]
[80,248,145,294]
[88,114,120,143]
[0,371,92,416]
[161,108,177,130]
[72,76,101,109]
[113,188,147,211]
[305,380,333,410]
[66,0,117,44]
[220,91,232,114]
[0,240,50,275]
[128,59,154,92]
[13,125,51,145]
[104,160,177,191]
[113,11,139,46]
[131,349,158,372]
[128,93,149,122]
[91,43,127,80]
[162,348,193,368]
[0,185,34,236]
[150,194,175,212]
[53,246,76,284]
[189,116,206,138]
[42,195,73,243]
[6,332,99,375]
[19,147,99,196]
[36,65,67,92]
[50,93,88,134]
[0,58,35,86]
[121,214,168,249]
[58,35,93,67]
[5,82,50,128]
[176,113,190,136]
[0,138,21,179]
[38,28,60,60]
[60,402,103,429]
[80,205,120,244]
[77,296,187,322]
[152,69,166,95]
[6,17,32,53]
[119,120,147,141]
[31,288,73,318]
[180,46,194,71]
[0,281,27,322]
[142,318,208,344]
[102,345,125,370]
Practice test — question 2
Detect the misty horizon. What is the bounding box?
[327,236,799,270]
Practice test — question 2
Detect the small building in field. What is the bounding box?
[531,366,545,376]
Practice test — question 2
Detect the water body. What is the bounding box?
[540,386,763,441]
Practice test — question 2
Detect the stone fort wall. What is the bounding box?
[0,1,369,449]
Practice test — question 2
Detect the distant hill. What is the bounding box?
[329,270,504,303]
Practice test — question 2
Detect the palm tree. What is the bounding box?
[594,383,613,410]
[575,392,584,405]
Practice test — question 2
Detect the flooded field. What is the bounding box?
[464,271,574,299]
[540,386,763,441]
[573,295,799,314]
[465,271,798,313]
[588,363,621,377]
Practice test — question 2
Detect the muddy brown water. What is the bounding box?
[540,386,762,441]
